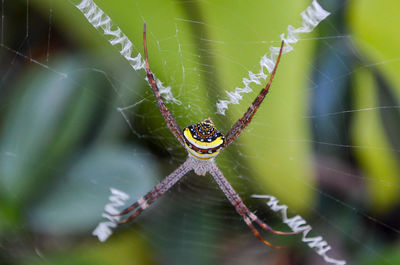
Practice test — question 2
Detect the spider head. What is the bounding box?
[183,118,225,160]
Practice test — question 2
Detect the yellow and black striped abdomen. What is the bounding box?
[183,119,225,160]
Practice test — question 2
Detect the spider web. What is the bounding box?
[1,0,400,265]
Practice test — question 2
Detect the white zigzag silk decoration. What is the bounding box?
[216,0,330,115]
[92,188,130,242]
[252,194,346,265]
[73,0,181,104]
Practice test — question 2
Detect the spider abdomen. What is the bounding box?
[183,119,225,160]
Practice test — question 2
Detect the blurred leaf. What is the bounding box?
[0,59,98,205]
[348,0,400,212]
[22,231,154,265]
[376,71,400,162]
[28,144,158,235]
[351,69,399,212]
[0,54,143,234]
[348,0,400,94]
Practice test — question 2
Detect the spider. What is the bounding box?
[115,24,300,248]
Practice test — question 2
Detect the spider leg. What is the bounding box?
[224,40,285,148]
[118,193,159,225]
[248,212,300,235]
[116,158,192,225]
[209,163,299,248]
[143,24,185,147]
[246,219,283,249]
[114,188,155,217]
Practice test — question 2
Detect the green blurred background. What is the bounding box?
[1,0,400,264]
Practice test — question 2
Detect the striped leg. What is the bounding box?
[209,162,299,248]
[116,158,193,224]
[143,24,185,147]
[224,41,285,148]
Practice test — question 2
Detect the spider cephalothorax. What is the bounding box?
[115,24,300,249]
[183,118,225,160]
